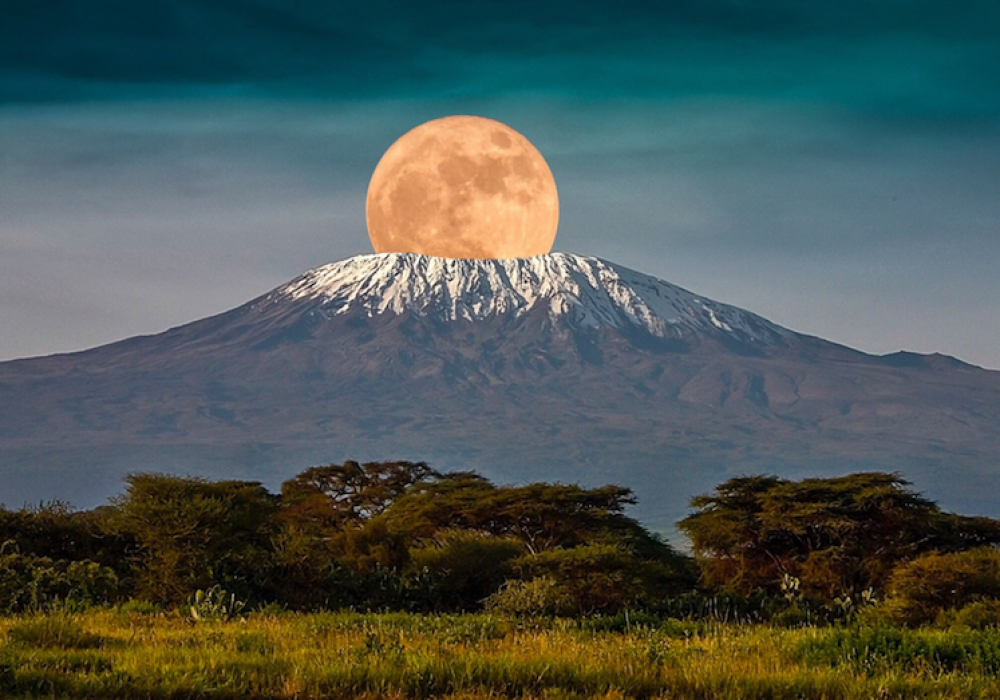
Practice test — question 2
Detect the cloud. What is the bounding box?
[3,1,998,117]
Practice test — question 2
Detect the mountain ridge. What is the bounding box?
[1,252,997,532]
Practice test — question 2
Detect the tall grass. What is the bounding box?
[0,610,998,699]
[795,624,1000,675]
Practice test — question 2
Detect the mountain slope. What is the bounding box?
[1,253,998,531]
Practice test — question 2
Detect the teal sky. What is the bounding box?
[2,1,999,366]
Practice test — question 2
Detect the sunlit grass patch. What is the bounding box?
[6,615,106,649]
[0,611,999,699]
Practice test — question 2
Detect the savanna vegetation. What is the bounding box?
[4,611,1000,699]
[3,463,1000,698]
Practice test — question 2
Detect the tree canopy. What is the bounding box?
[109,474,278,604]
[679,472,1000,598]
[3,464,999,618]
[376,475,642,554]
[280,460,439,529]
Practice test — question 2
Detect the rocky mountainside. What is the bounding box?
[2,252,998,532]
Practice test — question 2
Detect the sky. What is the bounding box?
[2,1,999,368]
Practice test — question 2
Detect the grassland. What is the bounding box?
[2,610,1000,699]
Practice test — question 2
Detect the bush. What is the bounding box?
[407,531,525,611]
[484,577,576,617]
[0,552,121,613]
[188,586,247,622]
[0,502,132,572]
[770,604,814,628]
[253,602,291,618]
[885,547,1000,626]
[680,473,1000,599]
[941,600,1000,630]
[509,543,680,615]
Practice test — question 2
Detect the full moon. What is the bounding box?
[366,115,559,259]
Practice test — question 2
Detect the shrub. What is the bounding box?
[188,585,247,622]
[407,530,525,611]
[509,543,679,615]
[484,577,576,617]
[0,552,121,613]
[253,602,291,618]
[771,604,814,628]
[0,502,132,571]
[941,600,1000,630]
[885,547,1000,626]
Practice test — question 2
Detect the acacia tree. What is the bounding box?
[280,460,439,530]
[271,461,440,606]
[374,474,695,610]
[376,474,641,554]
[109,474,278,605]
[679,472,1000,599]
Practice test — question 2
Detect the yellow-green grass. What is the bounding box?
[1,611,999,699]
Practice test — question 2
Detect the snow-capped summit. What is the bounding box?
[267,252,793,346]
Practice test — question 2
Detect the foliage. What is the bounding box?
[107,473,278,605]
[0,552,120,613]
[484,577,576,616]
[7,465,997,619]
[116,599,162,615]
[371,475,694,613]
[377,475,642,553]
[0,502,131,577]
[679,472,1000,598]
[188,585,247,622]
[271,461,442,610]
[280,460,439,530]
[406,530,525,611]
[944,600,1000,630]
[0,462,697,615]
[510,542,686,614]
[883,547,1000,626]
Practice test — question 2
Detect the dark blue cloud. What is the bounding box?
[3,1,998,118]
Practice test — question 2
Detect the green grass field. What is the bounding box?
[2,610,1000,699]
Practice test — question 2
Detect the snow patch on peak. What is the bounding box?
[269,252,793,345]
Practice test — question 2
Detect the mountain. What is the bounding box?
[2,252,999,532]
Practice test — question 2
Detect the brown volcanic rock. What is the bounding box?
[1,253,998,531]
